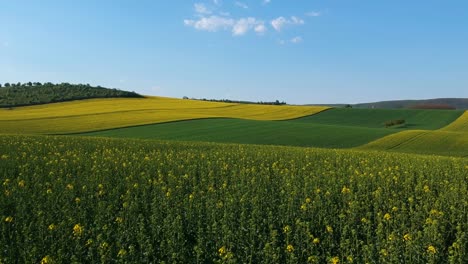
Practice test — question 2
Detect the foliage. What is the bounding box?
[384,119,405,128]
[0,97,328,134]
[187,97,287,105]
[0,135,466,263]
[0,82,143,108]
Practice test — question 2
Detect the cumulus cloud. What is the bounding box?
[232,18,265,36]
[185,16,265,36]
[194,3,211,15]
[235,1,248,9]
[271,16,304,31]
[290,36,302,43]
[306,11,321,17]
[184,16,234,32]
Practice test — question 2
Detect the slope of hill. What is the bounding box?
[0,82,143,107]
[81,108,464,151]
[290,108,463,130]
[353,98,468,109]
[358,111,468,157]
[81,118,395,148]
[0,97,328,134]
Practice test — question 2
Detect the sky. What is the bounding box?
[1,0,467,104]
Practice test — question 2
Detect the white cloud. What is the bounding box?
[306,11,321,17]
[194,3,211,15]
[271,16,287,31]
[184,16,234,32]
[213,0,221,6]
[290,36,302,43]
[271,16,305,32]
[232,18,265,36]
[254,24,267,34]
[185,15,265,36]
[263,0,271,4]
[291,16,304,25]
[235,1,248,9]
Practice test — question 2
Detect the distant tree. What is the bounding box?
[17,82,21,87]
[4,83,10,87]
[33,82,42,86]
[345,104,353,108]
[27,82,33,86]
[183,96,189,99]
[0,84,2,88]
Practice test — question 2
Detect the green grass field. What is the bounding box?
[290,108,464,129]
[81,108,465,154]
[81,118,396,148]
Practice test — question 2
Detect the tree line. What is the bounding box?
[0,82,143,108]
[183,96,287,105]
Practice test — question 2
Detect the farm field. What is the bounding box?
[359,111,468,157]
[290,108,464,130]
[0,135,467,263]
[81,118,396,148]
[0,97,328,134]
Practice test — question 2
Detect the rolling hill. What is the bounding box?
[0,96,328,134]
[0,82,143,107]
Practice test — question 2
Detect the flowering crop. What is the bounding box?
[0,135,466,263]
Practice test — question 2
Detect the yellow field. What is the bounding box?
[358,129,468,157]
[441,110,468,132]
[0,97,328,134]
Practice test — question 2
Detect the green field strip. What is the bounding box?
[290,108,464,130]
[80,118,396,148]
[358,130,468,157]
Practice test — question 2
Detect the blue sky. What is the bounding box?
[1,0,467,104]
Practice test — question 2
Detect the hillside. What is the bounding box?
[81,108,464,154]
[353,98,468,109]
[0,82,143,107]
[0,97,328,134]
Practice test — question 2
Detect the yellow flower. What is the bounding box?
[40,255,52,264]
[118,248,127,257]
[75,197,81,203]
[115,217,123,223]
[427,245,437,254]
[403,233,411,241]
[283,225,291,233]
[66,184,74,190]
[300,204,307,211]
[330,256,340,264]
[305,197,311,203]
[4,216,13,223]
[361,217,368,224]
[48,224,56,231]
[341,186,351,194]
[218,246,227,256]
[313,238,320,244]
[73,223,83,237]
[326,225,333,233]
[286,244,294,253]
[383,213,391,221]
[46,188,53,194]
[392,206,398,212]
[423,185,430,193]
[18,180,25,188]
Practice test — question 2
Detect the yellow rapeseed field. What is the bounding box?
[0,96,328,134]
[441,110,468,132]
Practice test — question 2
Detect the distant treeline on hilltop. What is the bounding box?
[0,82,143,108]
[184,96,287,105]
